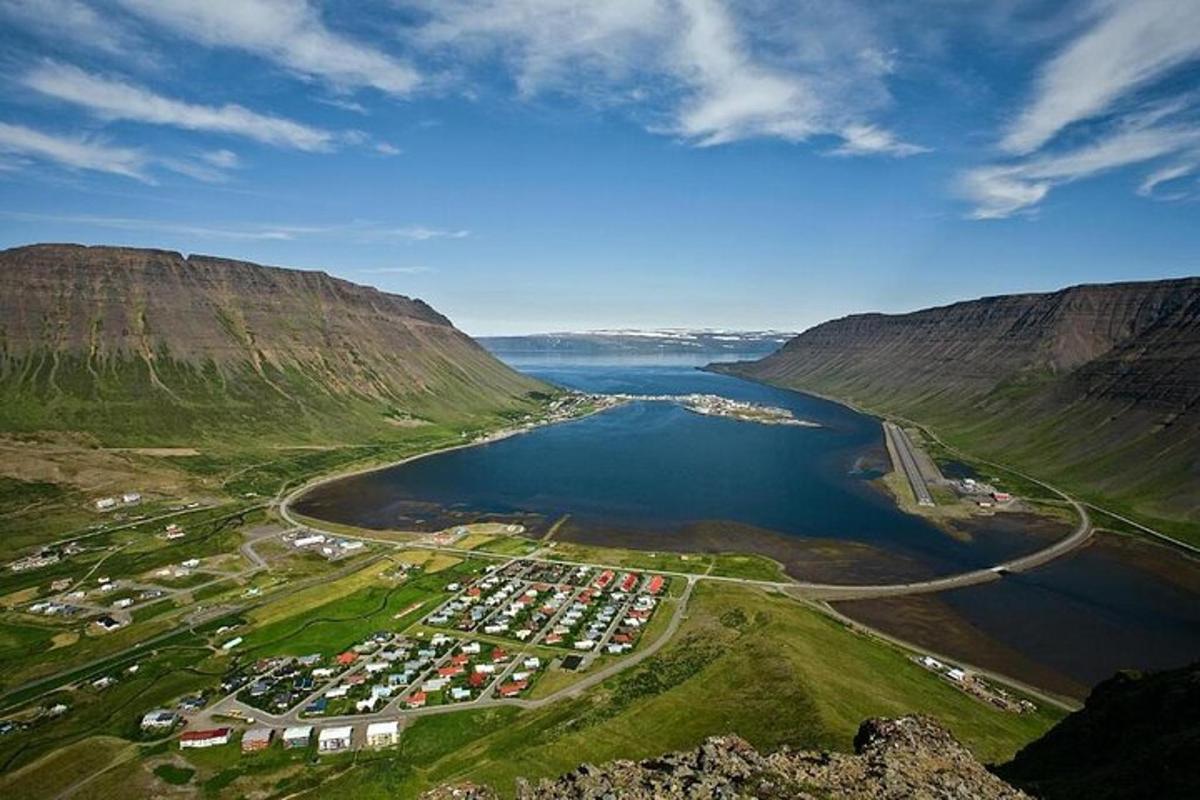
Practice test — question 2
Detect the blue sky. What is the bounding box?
[1,1,1198,335]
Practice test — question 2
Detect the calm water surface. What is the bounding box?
[298,355,1200,695]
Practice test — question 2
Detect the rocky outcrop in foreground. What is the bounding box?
[423,715,1027,799]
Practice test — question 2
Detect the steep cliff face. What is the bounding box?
[0,244,547,444]
[998,662,1200,800]
[721,278,1200,525]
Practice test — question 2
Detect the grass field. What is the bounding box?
[546,540,785,581]
[0,736,134,798]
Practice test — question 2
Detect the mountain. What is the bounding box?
[716,278,1200,530]
[997,661,1200,800]
[480,329,793,358]
[0,244,548,445]
[422,716,1028,799]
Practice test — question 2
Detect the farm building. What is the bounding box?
[282,726,313,749]
[241,728,273,752]
[179,728,231,749]
[365,720,399,748]
[318,726,353,753]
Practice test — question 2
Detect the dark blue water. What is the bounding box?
[299,358,1057,581]
[298,355,1200,696]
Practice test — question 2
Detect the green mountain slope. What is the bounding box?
[0,244,549,445]
[717,278,1200,535]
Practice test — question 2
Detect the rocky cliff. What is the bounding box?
[423,716,1027,799]
[998,661,1200,800]
[718,278,1200,526]
[0,244,547,444]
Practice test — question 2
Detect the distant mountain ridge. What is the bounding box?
[481,329,793,357]
[0,244,547,444]
[717,278,1200,528]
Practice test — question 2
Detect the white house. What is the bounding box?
[317,726,353,753]
[282,725,313,749]
[365,720,399,748]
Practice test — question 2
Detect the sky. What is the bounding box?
[1,1,1198,335]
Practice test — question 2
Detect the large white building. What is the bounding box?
[318,726,353,753]
[365,720,399,748]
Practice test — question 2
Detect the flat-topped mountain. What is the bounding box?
[0,244,547,444]
[481,329,793,358]
[717,278,1200,528]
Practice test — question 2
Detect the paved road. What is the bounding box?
[884,421,934,507]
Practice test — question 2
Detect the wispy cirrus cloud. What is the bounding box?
[115,0,420,96]
[23,62,338,152]
[0,0,142,57]
[964,0,1200,219]
[410,0,925,155]
[828,124,930,158]
[0,121,149,181]
[1,211,471,244]
[357,265,437,274]
[1000,0,1200,156]
[962,124,1200,219]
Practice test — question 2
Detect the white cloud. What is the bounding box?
[828,124,931,158]
[1002,0,1200,155]
[0,211,294,239]
[410,0,923,154]
[1,212,471,244]
[962,125,1200,219]
[24,62,337,151]
[359,265,436,274]
[116,0,420,96]
[202,149,240,169]
[1136,159,1199,198]
[0,0,140,56]
[0,121,148,181]
[374,142,402,156]
[963,0,1200,218]
[382,225,470,241]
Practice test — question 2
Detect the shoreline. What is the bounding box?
[278,400,622,528]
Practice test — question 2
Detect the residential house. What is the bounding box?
[365,720,399,748]
[317,726,353,753]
